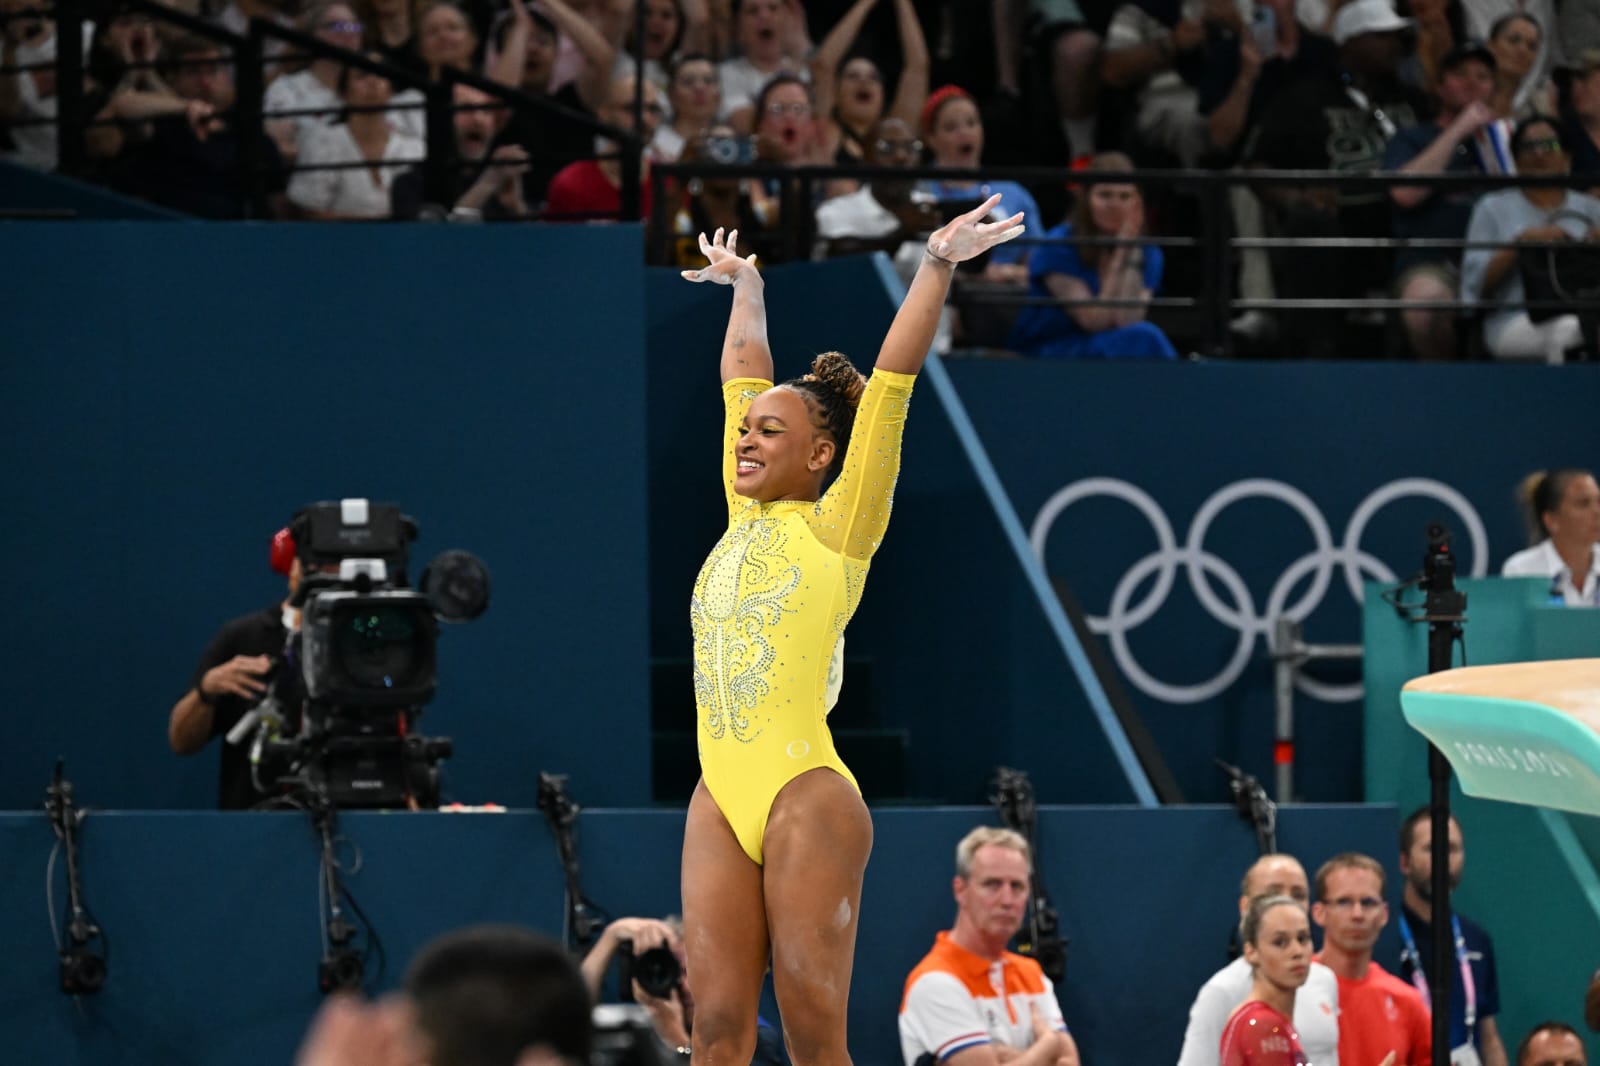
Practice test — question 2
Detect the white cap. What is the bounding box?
[1332,0,1413,44]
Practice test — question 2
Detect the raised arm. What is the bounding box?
[886,0,930,129]
[538,0,621,112]
[1389,102,1492,208]
[681,228,774,383]
[679,0,714,56]
[488,0,533,90]
[809,0,877,122]
[875,193,1024,374]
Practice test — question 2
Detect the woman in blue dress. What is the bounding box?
[1007,152,1178,360]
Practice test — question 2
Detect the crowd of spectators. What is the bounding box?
[4,0,1600,358]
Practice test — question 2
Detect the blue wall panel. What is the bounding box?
[937,360,1600,803]
[9,224,1599,812]
[1,805,1402,1066]
[2,222,651,810]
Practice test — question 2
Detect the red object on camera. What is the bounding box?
[269,527,296,575]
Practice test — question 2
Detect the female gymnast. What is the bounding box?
[677,195,1024,1066]
[1220,894,1314,1066]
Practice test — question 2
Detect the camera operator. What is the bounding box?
[581,917,785,1066]
[166,528,305,809]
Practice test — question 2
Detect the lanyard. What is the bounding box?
[1341,83,1397,141]
[1398,912,1477,1033]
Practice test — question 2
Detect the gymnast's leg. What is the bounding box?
[762,768,874,1066]
[682,780,770,1066]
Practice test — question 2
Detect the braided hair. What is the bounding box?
[782,351,866,486]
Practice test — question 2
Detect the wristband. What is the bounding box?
[925,247,957,266]
[196,682,217,706]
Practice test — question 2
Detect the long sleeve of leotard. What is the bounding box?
[719,377,772,519]
[809,368,916,561]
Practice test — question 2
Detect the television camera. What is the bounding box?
[241,498,489,809]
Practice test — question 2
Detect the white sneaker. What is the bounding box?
[1230,310,1275,342]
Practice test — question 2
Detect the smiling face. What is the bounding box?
[418,3,474,71]
[926,96,982,167]
[1244,903,1313,992]
[837,57,885,128]
[734,387,833,503]
[1489,15,1539,80]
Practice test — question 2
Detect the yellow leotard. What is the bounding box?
[690,369,916,864]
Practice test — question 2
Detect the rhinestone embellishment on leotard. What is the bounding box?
[691,517,800,743]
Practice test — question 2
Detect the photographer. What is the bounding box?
[581,917,785,1066]
[167,529,303,810]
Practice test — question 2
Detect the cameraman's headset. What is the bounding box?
[269,527,296,576]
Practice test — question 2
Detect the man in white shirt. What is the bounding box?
[1176,853,1340,1066]
[814,116,938,259]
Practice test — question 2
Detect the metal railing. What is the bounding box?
[646,162,1600,355]
[5,7,1599,356]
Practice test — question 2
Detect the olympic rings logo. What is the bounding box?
[1028,478,1488,705]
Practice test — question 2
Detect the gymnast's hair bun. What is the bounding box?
[808,351,866,408]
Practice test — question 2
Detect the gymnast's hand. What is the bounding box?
[926,192,1025,265]
[680,228,760,285]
